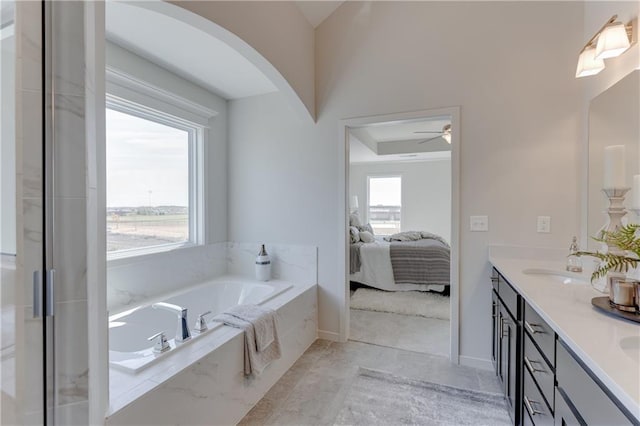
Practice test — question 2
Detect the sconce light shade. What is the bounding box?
[575,47,605,78]
[443,133,452,144]
[595,22,631,59]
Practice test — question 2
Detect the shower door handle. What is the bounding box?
[45,269,55,317]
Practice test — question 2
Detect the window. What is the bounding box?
[106,104,202,257]
[367,176,401,236]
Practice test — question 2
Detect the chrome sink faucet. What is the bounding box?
[152,302,191,343]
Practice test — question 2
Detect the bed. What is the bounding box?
[349,232,450,293]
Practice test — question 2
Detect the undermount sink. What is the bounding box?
[522,268,590,285]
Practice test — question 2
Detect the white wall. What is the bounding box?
[349,160,452,242]
[229,2,585,363]
[171,1,315,121]
[105,42,229,311]
[1,31,16,254]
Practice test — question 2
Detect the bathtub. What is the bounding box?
[109,279,292,374]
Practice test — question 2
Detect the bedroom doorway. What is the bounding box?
[340,108,460,361]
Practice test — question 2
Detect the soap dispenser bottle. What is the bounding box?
[255,244,271,281]
[566,236,583,273]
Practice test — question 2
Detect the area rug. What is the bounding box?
[350,288,450,320]
[334,368,510,426]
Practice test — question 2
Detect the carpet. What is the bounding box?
[350,288,450,320]
[334,368,510,426]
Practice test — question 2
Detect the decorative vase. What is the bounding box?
[255,244,271,281]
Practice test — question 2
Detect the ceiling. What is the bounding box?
[349,117,452,164]
[105,1,278,100]
[295,1,345,28]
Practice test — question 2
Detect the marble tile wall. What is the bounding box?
[12,1,45,424]
[107,242,317,313]
[50,1,90,424]
[227,243,318,285]
[105,283,318,425]
[107,243,227,312]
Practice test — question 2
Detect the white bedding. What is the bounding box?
[349,238,446,292]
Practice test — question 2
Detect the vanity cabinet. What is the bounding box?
[490,268,639,426]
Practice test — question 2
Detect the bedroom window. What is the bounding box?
[106,103,203,258]
[367,176,401,236]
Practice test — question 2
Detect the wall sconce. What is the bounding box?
[576,15,636,78]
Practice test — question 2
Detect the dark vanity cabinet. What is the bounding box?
[490,268,638,426]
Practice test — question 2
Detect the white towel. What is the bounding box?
[226,304,275,351]
[212,305,281,376]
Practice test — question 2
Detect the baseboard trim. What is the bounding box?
[317,329,342,342]
[459,355,493,371]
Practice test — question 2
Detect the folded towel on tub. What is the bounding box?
[212,304,281,376]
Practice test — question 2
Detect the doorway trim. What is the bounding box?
[338,107,461,363]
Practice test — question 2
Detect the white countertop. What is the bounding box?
[489,252,640,421]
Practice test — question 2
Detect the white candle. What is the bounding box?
[603,145,626,189]
[632,175,640,209]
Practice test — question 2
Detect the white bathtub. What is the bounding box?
[108,279,292,373]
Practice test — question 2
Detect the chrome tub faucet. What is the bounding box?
[152,302,191,343]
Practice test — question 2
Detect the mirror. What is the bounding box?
[587,70,640,251]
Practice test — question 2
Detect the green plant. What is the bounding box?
[576,224,640,282]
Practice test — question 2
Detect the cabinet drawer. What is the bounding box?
[524,333,554,412]
[523,368,554,426]
[524,302,555,367]
[556,340,634,425]
[498,274,520,320]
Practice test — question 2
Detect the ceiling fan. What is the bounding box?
[415,124,452,144]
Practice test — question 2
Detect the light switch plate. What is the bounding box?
[537,216,551,233]
[470,216,489,232]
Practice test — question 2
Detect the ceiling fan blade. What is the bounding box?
[417,135,443,144]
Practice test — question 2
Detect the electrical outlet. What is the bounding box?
[537,216,551,233]
[470,216,489,232]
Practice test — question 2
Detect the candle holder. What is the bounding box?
[602,187,631,255]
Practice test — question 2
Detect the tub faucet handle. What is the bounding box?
[148,331,170,354]
[194,311,212,333]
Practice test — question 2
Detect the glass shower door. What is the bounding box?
[1,0,47,424]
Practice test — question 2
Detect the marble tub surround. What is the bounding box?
[107,243,317,313]
[227,242,318,285]
[107,243,227,312]
[489,253,640,420]
[106,279,317,424]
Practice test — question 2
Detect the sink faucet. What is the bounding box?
[152,302,191,343]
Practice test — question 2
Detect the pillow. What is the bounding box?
[359,230,375,243]
[358,223,375,235]
[349,226,360,243]
[349,213,362,227]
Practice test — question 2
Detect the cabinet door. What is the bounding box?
[492,291,499,373]
[501,304,519,424]
[554,388,584,426]
[497,305,506,387]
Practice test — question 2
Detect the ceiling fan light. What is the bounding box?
[595,22,631,59]
[575,47,605,78]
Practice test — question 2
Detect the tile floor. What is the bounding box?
[239,339,501,426]
[349,309,450,356]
